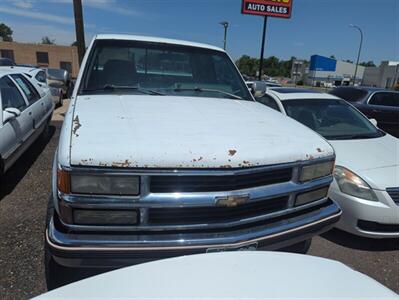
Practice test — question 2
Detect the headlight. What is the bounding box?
[299,160,334,182]
[57,171,140,196]
[333,166,377,201]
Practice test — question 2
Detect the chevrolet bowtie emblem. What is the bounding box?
[215,194,250,207]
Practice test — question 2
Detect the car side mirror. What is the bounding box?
[369,118,378,127]
[3,107,21,123]
[251,81,267,98]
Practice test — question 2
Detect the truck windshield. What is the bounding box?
[282,99,384,140]
[79,39,253,101]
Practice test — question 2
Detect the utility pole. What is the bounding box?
[349,24,363,86]
[219,21,229,50]
[73,0,86,65]
[258,16,268,81]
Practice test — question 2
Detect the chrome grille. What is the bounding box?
[148,196,289,225]
[150,167,293,193]
[387,188,399,205]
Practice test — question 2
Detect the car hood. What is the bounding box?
[330,134,399,189]
[69,95,333,168]
[35,252,396,299]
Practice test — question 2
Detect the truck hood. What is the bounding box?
[330,134,399,189]
[69,95,333,168]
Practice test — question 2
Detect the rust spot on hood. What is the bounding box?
[192,156,204,163]
[228,149,237,156]
[242,160,252,167]
[112,159,132,168]
[306,154,315,160]
[220,164,232,169]
[72,115,82,137]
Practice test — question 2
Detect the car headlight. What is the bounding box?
[57,170,140,195]
[333,166,377,201]
[299,160,335,182]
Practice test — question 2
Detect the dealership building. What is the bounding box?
[0,41,79,77]
[291,55,399,89]
[305,55,365,86]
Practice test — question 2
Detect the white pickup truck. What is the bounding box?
[44,34,341,289]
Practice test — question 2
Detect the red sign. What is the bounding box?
[242,0,293,18]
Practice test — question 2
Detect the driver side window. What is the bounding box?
[369,92,399,107]
[1,76,27,111]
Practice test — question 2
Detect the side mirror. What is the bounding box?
[369,118,378,127]
[47,69,68,86]
[3,107,21,123]
[48,79,63,89]
[252,81,267,98]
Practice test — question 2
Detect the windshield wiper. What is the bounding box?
[327,133,380,140]
[172,87,243,100]
[83,85,165,96]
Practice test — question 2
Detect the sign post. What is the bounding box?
[241,0,293,80]
[258,16,268,80]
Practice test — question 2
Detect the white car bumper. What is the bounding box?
[329,182,399,238]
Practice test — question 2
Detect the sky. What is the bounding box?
[0,0,398,64]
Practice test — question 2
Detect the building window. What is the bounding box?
[60,61,72,73]
[36,51,49,64]
[0,49,15,61]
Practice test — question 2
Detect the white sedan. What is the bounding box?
[8,66,64,107]
[0,68,54,177]
[255,86,399,238]
[35,252,397,299]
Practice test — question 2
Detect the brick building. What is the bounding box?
[0,41,79,78]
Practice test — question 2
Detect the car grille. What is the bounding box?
[148,196,289,225]
[150,167,293,193]
[386,187,399,205]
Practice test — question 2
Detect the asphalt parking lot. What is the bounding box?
[0,103,398,299]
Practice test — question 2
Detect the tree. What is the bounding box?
[235,55,298,78]
[359,61,376,67]
[345,59,354,63]
[41,36,55,44]
[0,23,13,42]
[235,55,259,77]
[329,55,336,60]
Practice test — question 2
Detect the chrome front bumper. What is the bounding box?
[47,199,341,268]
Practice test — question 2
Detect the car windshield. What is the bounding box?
[79,39,253,101]
[282,99,384,140]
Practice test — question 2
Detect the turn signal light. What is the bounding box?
[57,169,71,194]
[295,187,329,206]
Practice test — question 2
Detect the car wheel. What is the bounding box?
[279,239,312,254]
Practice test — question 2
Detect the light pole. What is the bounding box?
[219,21,229,50]
[349,24,363,86]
